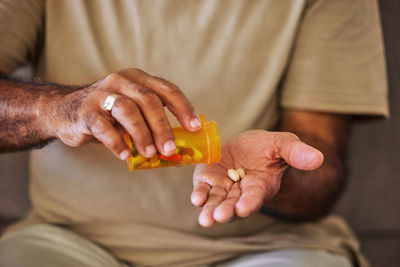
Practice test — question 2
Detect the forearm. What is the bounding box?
[0,73,77,151]
[263,133,346,222]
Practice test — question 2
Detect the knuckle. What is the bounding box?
[274,132,299,149]
[282,132,299,140]
[138,89,161,106]
[153,116,169,129]
[104,72,125,86]
[83,111,100,131]
[275,131,293,141]
[163,83,181,96]
[135,85,152,95]
[154,77,183,96]
[156,77,177,90]
[104,73,119,84]
[129,68,142,75]
[120,68,140,78]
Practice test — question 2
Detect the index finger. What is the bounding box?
[124,68,201,132]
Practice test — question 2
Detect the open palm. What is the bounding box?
[191,130,324,227]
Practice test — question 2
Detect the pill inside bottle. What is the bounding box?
[124,115,221,171]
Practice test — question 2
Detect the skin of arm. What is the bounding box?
[262,110,350,222]
[192,109,349,227]
[0,69,201,158]
[0,73,74,151]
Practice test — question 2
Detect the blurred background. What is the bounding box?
[0,1,399,266]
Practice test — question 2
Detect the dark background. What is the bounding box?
[334,0,400,266]
[0,1,399,266]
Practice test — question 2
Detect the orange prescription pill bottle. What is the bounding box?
[124,115,221,171]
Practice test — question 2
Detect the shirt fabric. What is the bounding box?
[0,0,388,266]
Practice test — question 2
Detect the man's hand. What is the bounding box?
[191,130,323,227]
[42,68,201,160]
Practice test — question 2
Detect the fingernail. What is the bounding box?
[145,144,156,156]
[190,117,201,129]
[120,149,130,160]
[163,140,176,154]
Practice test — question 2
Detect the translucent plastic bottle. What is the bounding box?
[124,115,221,171]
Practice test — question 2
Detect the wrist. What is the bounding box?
[38,85,82,139]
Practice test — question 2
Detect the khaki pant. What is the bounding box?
[0,224,352,267]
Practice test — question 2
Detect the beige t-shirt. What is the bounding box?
[0,0,388,266]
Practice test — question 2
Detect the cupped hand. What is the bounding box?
[47,68,200,160]
[191,130,324,227]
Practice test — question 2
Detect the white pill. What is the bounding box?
[227,169,240,182]
[236,168,245,178]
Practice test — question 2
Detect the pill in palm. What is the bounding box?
[236,168,245,178]
[227,169,240,182]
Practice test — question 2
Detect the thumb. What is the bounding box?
[276,133,324,170]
